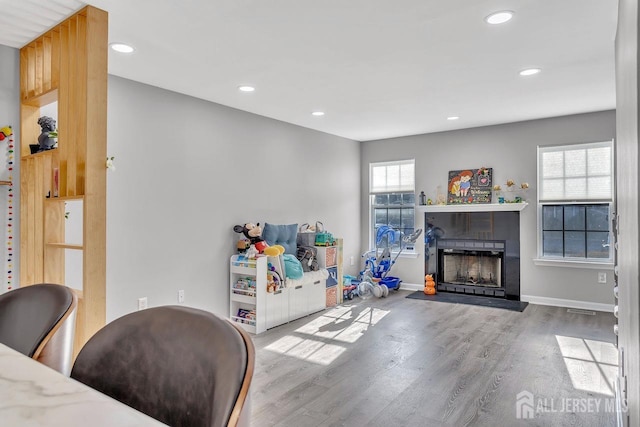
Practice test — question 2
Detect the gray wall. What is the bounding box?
[615,0,639,424]
[0,45,19,294]
[106,76,361,321]
[361,111,616,308]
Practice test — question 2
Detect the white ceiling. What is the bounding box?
[0,0,618,142]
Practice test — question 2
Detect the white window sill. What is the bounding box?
[533,258,614,270]
[399,251,419,259]
[384,250,419,259]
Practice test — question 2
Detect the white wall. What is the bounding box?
[361,111,616,309]
[0,45,19,294]
[106,76,361,321]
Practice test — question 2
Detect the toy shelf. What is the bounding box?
[230,255,267,334]
[229,251,331,334]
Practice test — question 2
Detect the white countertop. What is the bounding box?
[0,343,167,426]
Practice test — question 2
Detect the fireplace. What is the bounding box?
[437,239,505,297]
[425,210,521,300]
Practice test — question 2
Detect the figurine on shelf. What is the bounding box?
[419,191,426,206]
[436,185,447,205]
[37,116,57,152]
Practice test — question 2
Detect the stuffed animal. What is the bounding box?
[234,223,268,253]
[236,238,250,253]
[245,244,259,260]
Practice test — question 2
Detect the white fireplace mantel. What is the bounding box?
[416,202,528,213]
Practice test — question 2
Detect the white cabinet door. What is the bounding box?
[266,288,289,329]
[289,284,307,321]
[309,279,326,314]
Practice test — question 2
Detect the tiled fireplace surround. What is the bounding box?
[424,208,522,300]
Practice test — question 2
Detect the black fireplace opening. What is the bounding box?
[437,240,506,297]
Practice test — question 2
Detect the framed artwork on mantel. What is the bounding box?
[447,167,492,204]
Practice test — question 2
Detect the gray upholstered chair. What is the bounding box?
[0,283,78,375]
[71,305,254,427]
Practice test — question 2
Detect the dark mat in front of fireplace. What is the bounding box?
[406,291,528,312]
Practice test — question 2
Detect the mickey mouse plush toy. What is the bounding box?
[233,223,268,253]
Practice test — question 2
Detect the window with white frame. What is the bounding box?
[537,140,614,261]
[369,160,416,251]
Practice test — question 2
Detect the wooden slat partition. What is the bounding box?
[75,14,87,196]
[43,200,65,283]
[51,29,60,90]
[58,22,69,197]
[26,46,35,99]
[82,6,108,349]
[35,40,43,95]
[43,36,51,93]
[66,16,78,197]
[20,6,108,356]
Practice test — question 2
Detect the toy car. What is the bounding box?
[343,284,358,300]
[315,232,336,246]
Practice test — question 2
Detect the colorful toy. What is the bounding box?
[0,126,12,141]
[236,238,250,253]
[266,271,283,293]
[424,274,436,295]
[2,125,13,291]
[315,231,336,246]
[343,274,358,300]
[263,245,285,257]
[359,226,423,292]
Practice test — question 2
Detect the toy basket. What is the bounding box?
[297,221,327,246]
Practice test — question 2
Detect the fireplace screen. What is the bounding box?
[441,250,502,287]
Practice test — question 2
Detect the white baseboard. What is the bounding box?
[399,282,422,292]
[521,294,614,313]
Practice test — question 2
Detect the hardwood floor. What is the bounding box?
[250,291,617,426]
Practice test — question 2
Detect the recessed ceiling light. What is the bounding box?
[109,42,135,54]
[238,86,255,92]
[485,11,514,25]
[519,68,541,76]
[311,111,325,116]
[447,116,460,121]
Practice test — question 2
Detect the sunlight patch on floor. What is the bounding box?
[555,335,618,397]
[294,305,390,343]
[264,305,389,365]
[264,334,346,366]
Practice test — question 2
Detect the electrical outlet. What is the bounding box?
[137,297,148,310]
[598,272,607,283]
[178,289,185,304]
[350,256,355,266]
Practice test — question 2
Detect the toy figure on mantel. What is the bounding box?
[37,116,57,152]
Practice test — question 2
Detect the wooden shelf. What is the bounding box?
[0,181,11,186]
[21,148,57,160]
[22,88,58,107]
[45,195,84,202]
[45,243,83,250]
